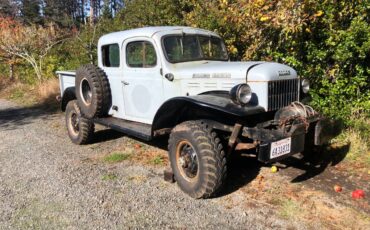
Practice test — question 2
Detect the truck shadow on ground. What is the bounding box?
[90,129,350,198]
[279,143,350,183]
[219,143,350,197]
[0,93,60,130]
[0,102,59,131]
[221,153,264,197]
[92,129,126,143]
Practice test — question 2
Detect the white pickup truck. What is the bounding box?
[57,26,339,199]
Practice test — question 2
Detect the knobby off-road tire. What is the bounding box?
[65,100,95,145]
[168,120,227,199]
[75,64,111,119]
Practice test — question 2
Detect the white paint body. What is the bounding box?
[58,26,299,125]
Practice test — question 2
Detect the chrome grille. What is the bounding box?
[268,79,299,111]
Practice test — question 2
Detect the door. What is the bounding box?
[99,43,125,118]
[122,37,164,124]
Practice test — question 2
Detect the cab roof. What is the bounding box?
[98,26,221,46]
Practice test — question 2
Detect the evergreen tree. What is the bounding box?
[0,0,18,17]
[118,0,184,28]
[101,0,112,19]
[110,0,123,16]
[44,0,73,27]
[21,0,42,24]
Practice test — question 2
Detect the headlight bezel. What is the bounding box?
[230,83,252,106]
[301,79,310,94]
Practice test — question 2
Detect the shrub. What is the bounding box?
[181,0,370,124]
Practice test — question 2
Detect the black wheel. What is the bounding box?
[65,100,94,145]
[168,120,227,199]
[75,64,111,119]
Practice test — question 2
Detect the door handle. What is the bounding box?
[165,73,174,81]
[122,80,129,86]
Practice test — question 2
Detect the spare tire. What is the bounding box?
[75,64,111,118]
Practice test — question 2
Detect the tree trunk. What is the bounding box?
[81,0,85,24]
[111,0,115,15]
[90,0,95,26]
[9,63,14,81]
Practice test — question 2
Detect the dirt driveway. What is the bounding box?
[0,99,368,229]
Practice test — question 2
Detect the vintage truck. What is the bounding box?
[57,26,339,199]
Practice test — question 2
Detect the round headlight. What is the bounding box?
[230,84,252,105]
[301,79,310,94]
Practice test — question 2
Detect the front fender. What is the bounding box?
[152,95,266,131]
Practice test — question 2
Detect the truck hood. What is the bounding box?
[170,61,297,81]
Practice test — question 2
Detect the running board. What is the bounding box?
[94,117,152,141]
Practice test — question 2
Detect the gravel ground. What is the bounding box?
[0,99,367,229]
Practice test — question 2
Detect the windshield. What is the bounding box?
[163,35,229,63]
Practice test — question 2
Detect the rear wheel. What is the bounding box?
[168,120,227,199]
[65,100,94,145]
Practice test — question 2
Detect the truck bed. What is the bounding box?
[57,71,76,97]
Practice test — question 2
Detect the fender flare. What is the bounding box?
[61,87,76,111]
[152,94,266,132]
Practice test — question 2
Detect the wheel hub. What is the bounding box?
[80,78,92,105]
[70,113,80,133]
[177,141,198,180]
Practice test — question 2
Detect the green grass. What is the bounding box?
[9,88,24,100]
[103,152,131,163]
[149,155,164,165]
[279,199,302,219]
[6,85,36,106]
[101,173,118,181]
[333,128,370,167]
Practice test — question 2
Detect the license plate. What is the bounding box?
[270,137,291,159]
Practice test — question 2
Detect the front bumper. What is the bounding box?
[241,116,341,163]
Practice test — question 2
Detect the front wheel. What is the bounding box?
[168,120,227,199]
[65,100,94,145]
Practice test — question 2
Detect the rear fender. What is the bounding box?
[61,87,76,111]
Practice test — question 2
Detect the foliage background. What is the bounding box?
[0,0,369,129]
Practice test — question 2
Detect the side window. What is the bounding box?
[126,41,157,68]
[102,44,120,67]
